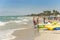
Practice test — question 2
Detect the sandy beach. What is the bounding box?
[0,0,60,40]
[12,28,35,40]
[12,17,60,40]
[12,18,35,40]
[12,17,40,40]
[35,30,60,40]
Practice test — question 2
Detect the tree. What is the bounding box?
[43,10,51,16]
[27,10,60,16]
[53,10,60,16]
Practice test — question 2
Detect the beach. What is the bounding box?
[12,28,60,40]
[11,17,40,40]
[12,18,60,40]
[0,16,36,40]
[0,0,60,40]
[35,30,60,40]
[12,17,35,40]
[1,16,60,40]
[12,28,34,40]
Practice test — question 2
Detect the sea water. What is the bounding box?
[0,16,31,40]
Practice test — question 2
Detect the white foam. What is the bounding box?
[14,20,22,23]
[17,17,22,19]
[8,20,22,23]
[0,21,27,27]
[0,18,29,26]
[7,19,28,24]
[22,19,29,22]
[0,28,28,40]
[0,22,8,26]
[0,30,16,40]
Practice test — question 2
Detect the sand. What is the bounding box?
[12,19,36,40]
[35,30,60,40]
[12,28,35,40]
[12,27,60,40]
[12,17,60,40]
[12,26,60,40]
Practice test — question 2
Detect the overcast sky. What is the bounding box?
[0,0,60,16]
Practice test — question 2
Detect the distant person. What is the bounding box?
[33,16,37,28]
[37,16,42,24]
[37,16,44,24]
[37,16,44,32]
[43,17,45,24]
[33,16,40,32]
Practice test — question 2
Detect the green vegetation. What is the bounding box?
[27,10,60,16]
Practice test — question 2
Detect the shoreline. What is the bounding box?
[11,18,36,40]
[12,28,35,40]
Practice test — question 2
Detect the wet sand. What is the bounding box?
[12,27,40,40]
[12,19,36,40]
[12,20,40,40]
[12,28,35,40]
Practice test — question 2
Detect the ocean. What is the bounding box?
[0,16,32,40]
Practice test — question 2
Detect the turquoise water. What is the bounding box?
[0,16,30,40]
[0,16,24,22]
[0,16,30,30]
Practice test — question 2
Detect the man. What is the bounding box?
[33,16,37,28]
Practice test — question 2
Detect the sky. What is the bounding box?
[0,0,60,16]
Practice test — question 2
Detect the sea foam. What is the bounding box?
[0,22,8,26]
[0,28,28,40]
[0,17,30,40]
[0,29,16,40]
[0,18,29,26]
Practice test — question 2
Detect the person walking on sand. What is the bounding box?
[43,17,46,24]
[33,16,37,28]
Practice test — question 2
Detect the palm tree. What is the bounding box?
[53,10,60,16]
